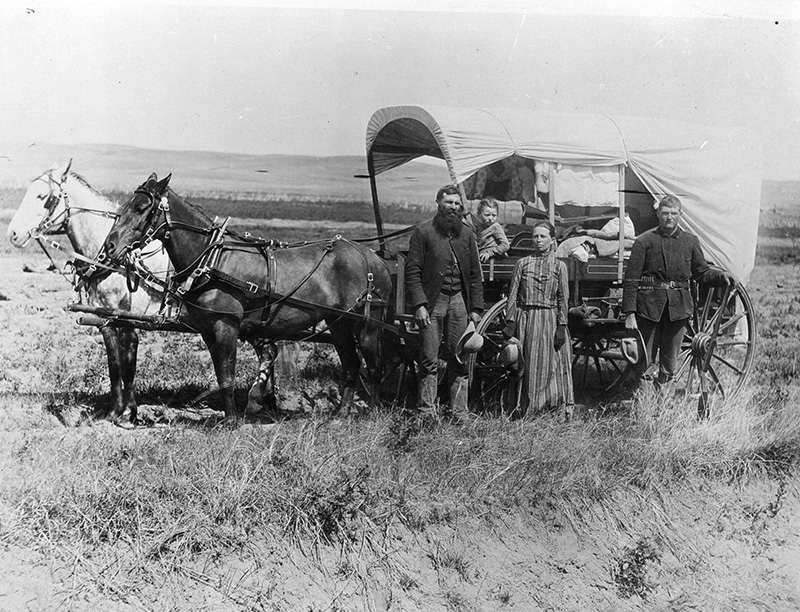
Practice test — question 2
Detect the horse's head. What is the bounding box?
[103,172,172,265]
[7,160,73,248]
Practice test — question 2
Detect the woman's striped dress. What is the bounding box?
[505,251,574,414]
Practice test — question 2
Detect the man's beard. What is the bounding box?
[433,210,463,236]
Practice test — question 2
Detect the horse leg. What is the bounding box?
[119,328,140,425]
[99,326,125,422]
[200,322,241,422]
[328,319,361,416]
[358,318,384,409]
[247,339,277,415]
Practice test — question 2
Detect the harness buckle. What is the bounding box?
[246,282,259,293]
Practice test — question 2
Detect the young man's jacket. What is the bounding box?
[405,217,484,314]
[622,226,728,322]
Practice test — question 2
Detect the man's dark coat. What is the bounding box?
[405,218,484,314]
[622,226,728,322]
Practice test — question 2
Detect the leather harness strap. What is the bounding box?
[125,194,393,331]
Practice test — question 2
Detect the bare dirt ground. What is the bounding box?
[1,246,800,611]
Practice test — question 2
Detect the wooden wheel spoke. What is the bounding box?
[709,352,745,376]
[593,357,606,389]
[675,350,692,373]
[698,368,708,394]
[706,363,725,398]
[703,286,733,337]
[700,287,715,327]
[714,339,751,348]
[608,358,625,376]
[482,374,510,397]
[581,352,591,385]
[483,335,504,351]
[716,311,747,335]
[685,360,697,393]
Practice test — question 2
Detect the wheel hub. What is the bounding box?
[691,331,716,371]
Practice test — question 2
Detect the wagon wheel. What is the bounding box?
[466,298,521,416]
[673,279,756,414]
[570,320,642,400]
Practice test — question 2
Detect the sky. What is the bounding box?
[1,0,798,180]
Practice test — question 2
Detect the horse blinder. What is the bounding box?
[31,173,69,237]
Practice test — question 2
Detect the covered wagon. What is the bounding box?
[365,105,761,410]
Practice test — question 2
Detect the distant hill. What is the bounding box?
[0,142,450,207]
[1,142,796,216]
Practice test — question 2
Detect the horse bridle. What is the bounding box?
[30,172,71,237]
[119,184,218,258]
[30,170,118,239]
[127,185,175,252]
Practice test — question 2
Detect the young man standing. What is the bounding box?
[622,195,736,387]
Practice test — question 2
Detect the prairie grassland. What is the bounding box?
[1,355,797,610]
[1,185,799,610]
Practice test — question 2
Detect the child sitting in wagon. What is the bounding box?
[472,198,510,262]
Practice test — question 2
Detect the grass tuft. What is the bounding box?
[611,537,661,599]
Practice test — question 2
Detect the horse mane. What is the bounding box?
[167,187,213,224]
[68,171,105,199]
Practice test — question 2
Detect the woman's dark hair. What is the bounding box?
[531,220,556,239]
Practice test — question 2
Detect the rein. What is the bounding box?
[35,236,126,276]
[350,223,417,245]
[35,237,74,286]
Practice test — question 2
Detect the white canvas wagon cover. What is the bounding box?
[366,105,762,282]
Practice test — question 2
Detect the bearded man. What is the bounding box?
[405,184,484,423]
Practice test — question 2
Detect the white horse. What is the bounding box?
[7,161,275,424]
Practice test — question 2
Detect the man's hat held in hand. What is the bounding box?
[456,321,484,364]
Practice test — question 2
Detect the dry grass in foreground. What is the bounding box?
[0,375,797,609]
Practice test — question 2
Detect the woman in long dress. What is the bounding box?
[503,221,574,418]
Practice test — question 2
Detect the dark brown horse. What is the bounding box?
[102,173,392,421]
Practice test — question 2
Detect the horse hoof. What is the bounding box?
[246,402,263,415]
